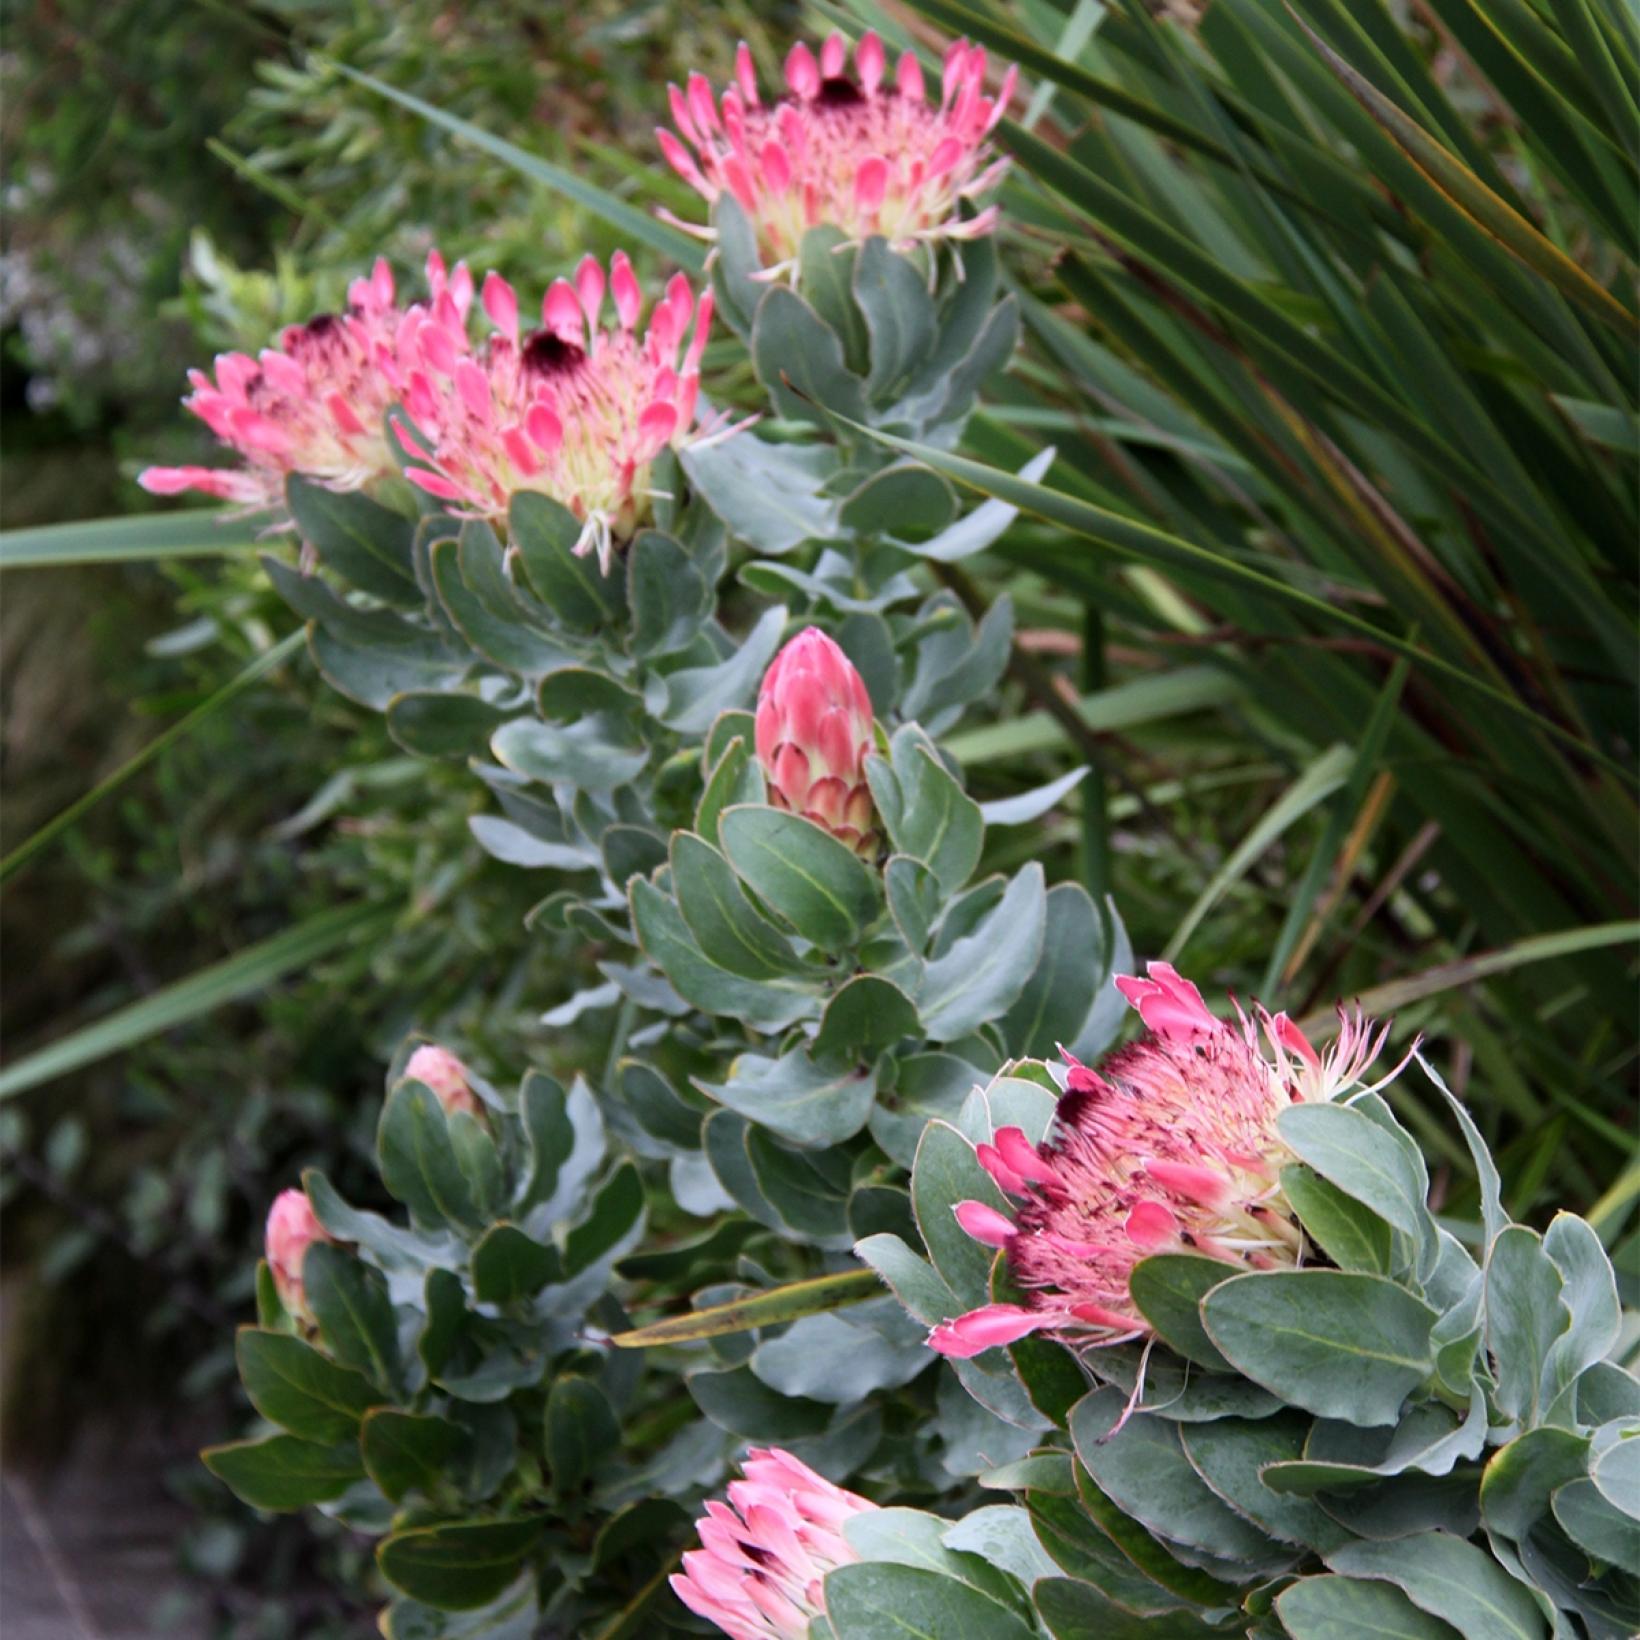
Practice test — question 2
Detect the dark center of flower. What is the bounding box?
[522,329,586,378]
[816,75,865,108]
[305,313,343,338]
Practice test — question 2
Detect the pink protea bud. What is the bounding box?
[930,970,1404,1358]
[754,628,877,858]
[403,1044,480,1118]
[658,31,1013,274]
[265,1188,335,1327]
[670,1447,877,1639]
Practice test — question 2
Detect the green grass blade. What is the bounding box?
[1020,0,1107,131]
[0,900,397,1101]
[1292,11,1637,334]
[1587,1157,1640,1244]
[1164,743,1354,959]
[837,418,1631,780]
[0,511,261,569]
[1546,0,1640,162]
[1262,659,1408,990]
[898,0,1252,163]
[331,62,705,272]
[903,0,1398,242]
[945,666,1244,763]
[608,1267,881,1347]
[206,137,338,227]
[0,630,307,885]
[1421,0,1637,242]
[1551,395,1640,455]
[1294,921,1640,1038]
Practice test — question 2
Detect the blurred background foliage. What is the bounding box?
[2,0,1635,1632]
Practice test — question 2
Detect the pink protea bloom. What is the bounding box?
[393,251,716,574]
[658,31,1014,273]
[755,627,877,857]
[265,1187,335,1327]
[928,968,1399,1359]
[404,1043,480,1118]
[138,256,425,512]
[671,1447,876,1640]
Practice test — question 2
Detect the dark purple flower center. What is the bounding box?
[817,75,866,108]
[522,329,586,378]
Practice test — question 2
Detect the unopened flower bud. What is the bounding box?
[755,628,877,858]
[404,1044,480,1118]
[265,1188,334,1327]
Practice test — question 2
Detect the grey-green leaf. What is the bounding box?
[718,806,882,952]
[1202,1270,1436,1426]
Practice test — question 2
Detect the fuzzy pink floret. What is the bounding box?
[658,30,1014,270]
[930,968,1403,1357]
[670,1447,876,1640]
[137,246,731,574]
[137,256,416,512]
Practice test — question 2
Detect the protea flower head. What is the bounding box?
[658,31,1014,274]
[404,1043,480,1118]
[755,627,877,857]
[138,256,429,511]
[394,251,717,573]
[670,1446,876,1640]
[265,1187,335,1327]
[928,963,1399,1358]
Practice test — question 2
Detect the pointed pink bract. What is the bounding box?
[265,1187,335,1326]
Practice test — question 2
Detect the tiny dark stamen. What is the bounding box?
[304,313,343,339]
[523,330,585,377]
[817,75,865,107]
[1179,1231,1196,1247]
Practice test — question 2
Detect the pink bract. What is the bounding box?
[670,1447,876,1640]
[264,1187,335,1327]
[755,627,878,857]
[404,1043,480,1118]
[928,967,1401,1358]
[658,31,1014,272]
[394,251,716,573]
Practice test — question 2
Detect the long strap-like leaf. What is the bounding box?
[609,1267,882,1347]
[0,630,307,884]
[0,510,260,569]
[1293,919,1640,1038]
[0,899,397,1101]
[1291,9,1637,335]
[837,417,1633,782]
